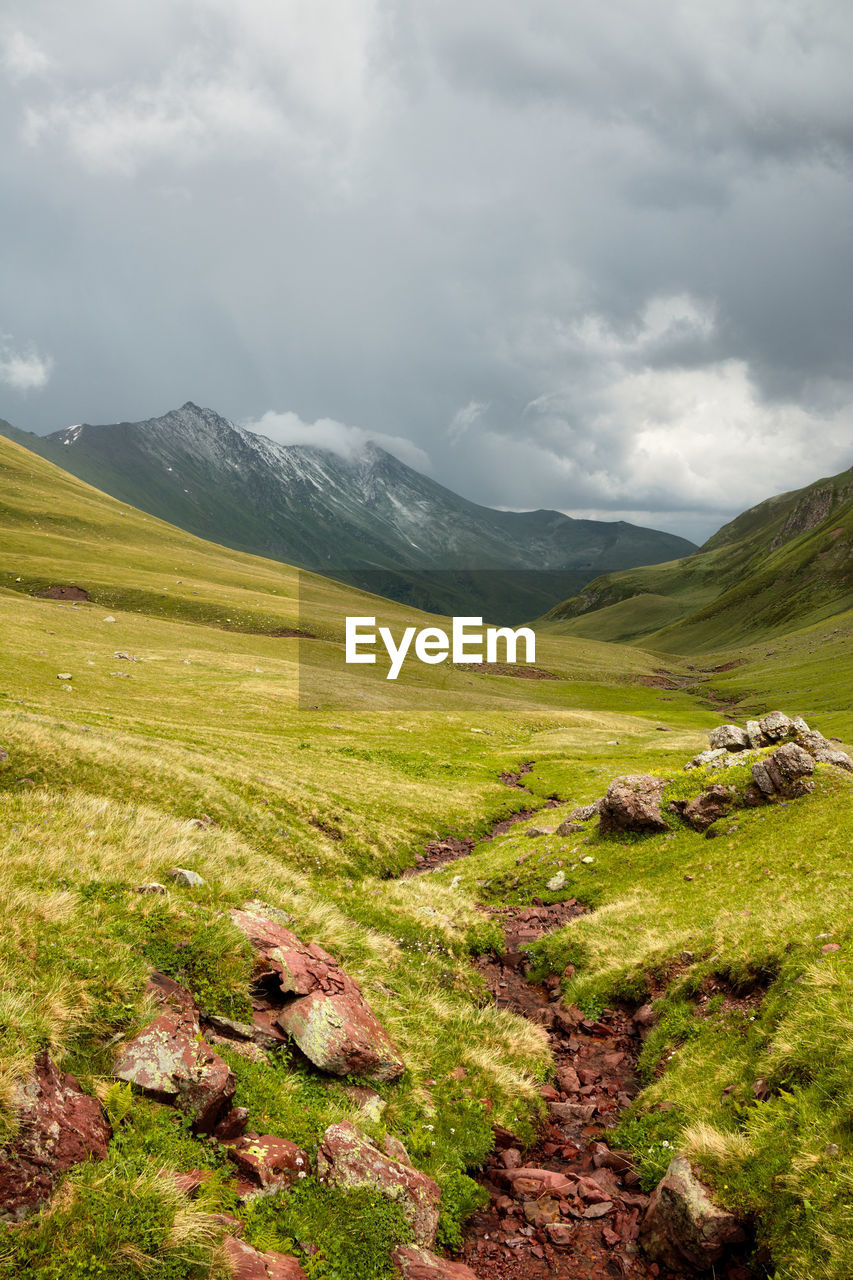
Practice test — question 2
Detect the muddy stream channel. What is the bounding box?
[410,775,757,1280]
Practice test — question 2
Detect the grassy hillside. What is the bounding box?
[542,464,853,652]
[1,434,852,1279]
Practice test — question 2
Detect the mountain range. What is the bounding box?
[544,461,853,650]
[0,403,696,622]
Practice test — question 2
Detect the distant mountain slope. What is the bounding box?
[0,403,695,621]
[542,464,853,651]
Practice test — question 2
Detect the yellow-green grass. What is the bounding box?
[1,433,853,1278]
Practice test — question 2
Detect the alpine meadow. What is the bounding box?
[1,426,852,1280]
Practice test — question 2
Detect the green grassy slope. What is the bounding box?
[542,464,853,652]
[1,435,852,1279]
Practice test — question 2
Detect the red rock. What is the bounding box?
[393,1246,478,1279]
[277,987,404,1083]
[544,1221,575,1247]
[164,1168,213,1197]
[113,976,235,1133]
[548,1100,597,1123]
[231,905,404,1083]
[641,1156,746,1270]
[539,1084,560,1103]
[504,1167,574,1197]
[583,1200,614,1218]
[223,1235,307,1278]
[214,1107,250,1141]
[317,1121,440,1246]
[0,1052,110,1220]
[599,775,668,835]
[227,1135,310,1192]
[500,1148,522,1169]
[556,1065,581,1092]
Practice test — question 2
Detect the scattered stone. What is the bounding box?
[56,672,72,681]
[340,1084,387,1122]
[599,775,668,836]
[222,1234,307,1279]
[213,1108,250,1141]
[821,943,841,954]
[546,870,567,891]
[0,748,8,764]
[317,1121,441,1247]
[544,1222,575,1247]
[641,1155,746,1271]
[751,742,815,800]
[113,972,234,1133]
[135,882,167,894]
[555,819,584,836]
[393,1245,479,1279]
[165,867,206,887]
[0,1052,111,1220]
[113,651,140,661]
[227,1134,310,1194]
[580,855,595,864]
[567,802,601,821]
[526,826,555,837]
[708,725,750,751]
[231,905,404,1083]
[548,1100,597,1123]
[103,616,116,623]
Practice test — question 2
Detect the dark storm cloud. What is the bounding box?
[2,0,852,542]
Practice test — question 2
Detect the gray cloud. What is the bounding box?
[2,0,852,543]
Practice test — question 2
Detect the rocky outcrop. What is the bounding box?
[0,1052,111,1220]
[599,775,668,836]
[317,1120,441,1247]
[750,742,815,801]
[113,972,235,1133]
[231,905,404,1083]
[393,1246,479,1279]
[640,1156,746,1272]
[222,1235,307,1279]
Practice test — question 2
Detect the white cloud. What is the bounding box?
[0,335,53,390]
[447,399,488,442]
[2,30,52,81]
[245,409,432,472]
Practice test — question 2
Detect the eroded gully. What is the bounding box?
[411,775,756,1280]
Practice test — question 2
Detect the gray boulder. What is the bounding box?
[708,725,750,752]
[759,711,795,740]
[751,742,815,800]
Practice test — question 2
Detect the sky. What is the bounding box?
[2,1,853,543]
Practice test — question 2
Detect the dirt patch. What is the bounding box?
[500,762,534,791]
[407,799,561,876]
[454,663,560,680]
[33,584,90,601]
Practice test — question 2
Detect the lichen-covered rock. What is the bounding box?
[113,973,234,1132]
[223,1235,307,1279]
[227,1134,310,1193]
[393,1245,479,1278]
[599,775,668,835]
[555,819,584,836]
[759,710,794,740]
[682,786,736,833]
[317,1121,440,1247]
[640,1155,746,1271]
[795,729,853,771]
[745,720,769,749]
[0,1053,111,1221]
[231,906,404,1083]
[751,742,815,800]
[708,725,750,752]
[685,749,728,771]
[567,802,601,821]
